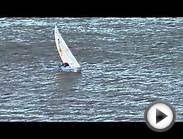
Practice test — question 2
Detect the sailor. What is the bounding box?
[62,63,69,67]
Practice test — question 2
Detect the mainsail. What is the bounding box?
[54,25,81,69]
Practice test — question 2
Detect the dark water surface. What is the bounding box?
[0,18,183,121]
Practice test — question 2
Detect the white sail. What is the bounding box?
[54,25,81,69]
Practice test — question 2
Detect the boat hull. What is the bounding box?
[60,66,81,73]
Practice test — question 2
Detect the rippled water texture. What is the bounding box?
[0,17,183,121]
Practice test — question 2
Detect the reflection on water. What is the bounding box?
[54,72,82,92]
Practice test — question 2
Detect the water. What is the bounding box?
[0,17,183,122]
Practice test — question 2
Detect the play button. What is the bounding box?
[144,100,176,132]
[156,108,167,124]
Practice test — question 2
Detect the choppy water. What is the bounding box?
[0,17,183,122]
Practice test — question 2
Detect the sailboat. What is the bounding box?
[54,25,81,72]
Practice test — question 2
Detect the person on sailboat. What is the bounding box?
[62,63,69,67]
